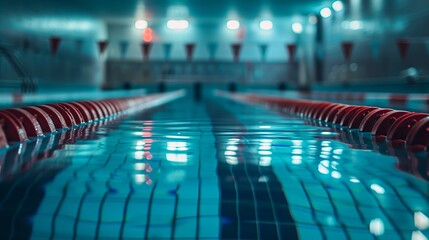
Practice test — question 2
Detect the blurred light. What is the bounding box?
[350,177,360,183]
[342,20,363,30]
[260,139,273,143]
[259,125,271,129]
[166,153,188,163]
[332,1,344,12]
[136,145,144,150]
[224,151,236,156]
[167,142,188,151]
[135,19,148,29]
[369,218,385,236]
[308,15,318,24]
[292,140,303,146]
[226,146,238,151]
[166,135,190,139]
[134,163,146,171]
[318,164,329,174]
[292,155,302,165]
[292,22,303,34]
[135,151,145,160]
[320,8,332,18]
[226,156,238,165]
[415,212,429,230]
[412,231,428,240]
[350,20,363,29]
[259,145,271,150]
[167,20,189,30]
[258,151,272,155]
[333,149,343,155]
[259,156,272,166]
[134,174,147,184]
[331,171,342,179]
[226,20,240,30]
[371,184,385,194]
[259,20,273,30]
[322,147,332,152]
[292,149,303,154]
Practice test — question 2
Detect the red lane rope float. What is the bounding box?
[0,90,185,148]
[219,92,429,151]
[0,122,7,148]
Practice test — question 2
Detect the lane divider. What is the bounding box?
[299,91,429,109]
[218,91,429,152]
[0,90,185,149]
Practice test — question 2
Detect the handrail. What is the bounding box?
[0,45,36,93]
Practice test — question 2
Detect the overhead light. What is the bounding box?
[259,20,273,30]
[167,19,189,30]
[291,22,303,34]
[226,20,240,30]
[308,15,318,24]
[332,1,344,12]
[134,19,148,29]
[320,8,332,18]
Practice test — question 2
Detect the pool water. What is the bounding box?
[0,93,428,239]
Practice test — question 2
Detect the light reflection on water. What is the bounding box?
[0,96,427,239]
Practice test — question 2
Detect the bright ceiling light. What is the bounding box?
[320,8,332,18]
[259,20,273,30]
[167,19,189,30]
[332,1,344,12]
[291,22,303,34]
[135,19,148,29]
[226,20,240,30]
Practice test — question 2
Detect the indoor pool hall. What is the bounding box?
[0,0,428,239]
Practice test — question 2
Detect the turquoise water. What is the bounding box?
[0,93,428,239]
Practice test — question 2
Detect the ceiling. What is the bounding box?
[1,0,327,22]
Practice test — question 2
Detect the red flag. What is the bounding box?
[185,43,195,61]
[50,36,61,55]
[397,38,409,60]
[287,44,297,63]
[98,41,109,55]
[231,44,242,62]
[341,41,354,61]
[141,43,152,61]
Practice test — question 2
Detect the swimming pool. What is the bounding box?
[0,91,428,239]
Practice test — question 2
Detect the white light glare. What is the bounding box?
[371,184,385,194]
[259,20,273,30]
[226,20,240,30]
[135,20,148,29]
[332,1,344,12]
[320,8,332,18]
[167,20,189,30]
[369,218,385,236]
[292,22,303,34]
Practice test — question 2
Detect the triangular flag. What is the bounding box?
[207,43,218,60]
[50,36,61,55]
[371,39,381,59]
[98,40,109,55]
[119,41,129,59]
[259,44,268,62]
[341,41,354,61]
[286,44,297,63]
[396,38,409,60]
[141,42,152,61]
[231,43,242,62]
[185,43,195,61]
[163,43,172,60]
